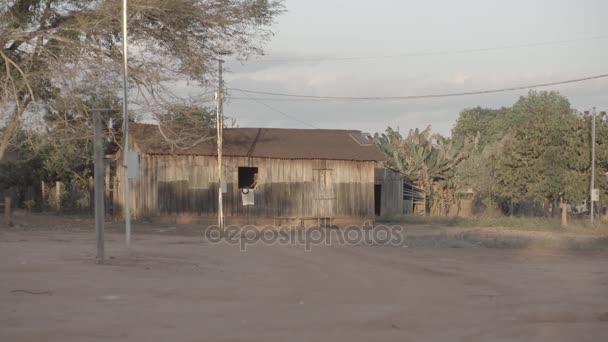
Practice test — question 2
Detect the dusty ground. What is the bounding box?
[1,215,608,341]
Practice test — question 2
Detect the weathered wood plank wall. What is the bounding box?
[115,154,376,224]
[374,168,404,218]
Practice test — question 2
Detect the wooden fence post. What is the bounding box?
[55,181,62,211]
[4,196,12,227]
[88,176,94,212]
[105,163,111,210]
[113,168,119,220]
[41,181,46,210]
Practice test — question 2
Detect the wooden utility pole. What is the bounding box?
[216,59,225,229]
[55,182,61,211]
[590,108,596,225]
[93,109,105,263]
[41,181,46,208]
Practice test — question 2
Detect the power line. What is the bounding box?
[228,73,608,101]
[228,96,348,102]
[230,90,318,128]
[246,35,608,63]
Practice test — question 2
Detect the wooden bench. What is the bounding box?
[274,216,334,228]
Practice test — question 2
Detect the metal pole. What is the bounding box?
[591,108,596,224]
[93,110,105,263]
[122,0,131,246]
[216,60,224,229]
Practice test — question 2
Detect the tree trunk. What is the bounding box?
[0,100,30,160]
[561,197,568,227]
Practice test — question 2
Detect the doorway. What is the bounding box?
[374,184,382,216]
[312,169,335,217]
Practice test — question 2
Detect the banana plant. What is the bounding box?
[375,126,478,215]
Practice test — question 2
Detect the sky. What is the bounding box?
[217,0,608,136]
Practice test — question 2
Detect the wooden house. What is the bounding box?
[114,123,386,225]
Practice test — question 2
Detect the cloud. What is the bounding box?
[448,71,470,85]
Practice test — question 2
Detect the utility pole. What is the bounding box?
[122,0,131,247]
[216,59,225,230]
[93,109,105,263]
[590,108,596,225]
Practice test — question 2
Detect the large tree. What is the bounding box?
[491,91,592,226]
[0,0,284,159]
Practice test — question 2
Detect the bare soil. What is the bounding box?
[1,214,608,341]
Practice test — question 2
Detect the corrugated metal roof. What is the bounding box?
[129,123,386,161]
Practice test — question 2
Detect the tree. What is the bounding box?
[455,136,512,214]
[376,126,477,215]
[492,91,588,226]
[0,128,43,191]
[452,106,511,151]
[40,84,123,184]
[153,103,236,153]
[0,0,285,159]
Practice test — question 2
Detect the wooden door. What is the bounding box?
[312,169,335,217]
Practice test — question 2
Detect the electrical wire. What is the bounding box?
[228,73,608,101]
[230,90,319,128]
[228,96,353,102]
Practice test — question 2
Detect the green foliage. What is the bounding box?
[376,126,477,214]
[382,91,608,220]
[455,137,505,197]
[456,91,608,220]
[495,92,587,206]
[0,159,42,191]
[0,129,43,190]
[452,106,510,150]
[39,86,122,185]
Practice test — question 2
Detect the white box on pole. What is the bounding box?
[591,189,599,202]
[127,151,141,179]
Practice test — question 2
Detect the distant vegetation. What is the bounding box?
[377,91,608,226]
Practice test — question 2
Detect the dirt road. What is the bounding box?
[1,230,608,341]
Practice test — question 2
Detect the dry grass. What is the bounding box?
[378,215,608,251]
[382,215,608,235]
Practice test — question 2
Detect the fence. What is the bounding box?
[43,179,115,213]
[1,177,114,215]
[1,196,12,227]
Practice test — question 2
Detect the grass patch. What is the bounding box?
[381,215,608,235]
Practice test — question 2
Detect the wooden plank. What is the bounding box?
[4,196,12,227]
[120,154,377,222]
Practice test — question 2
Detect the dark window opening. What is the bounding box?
[374,184,382,216]
[238,167,258,189]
